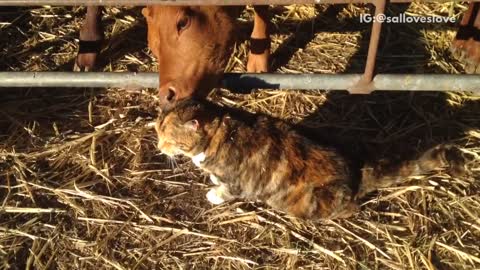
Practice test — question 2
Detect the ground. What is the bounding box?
[1,2,480,270]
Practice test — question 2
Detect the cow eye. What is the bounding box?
[176,13,191,34]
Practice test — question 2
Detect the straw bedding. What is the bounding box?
[1,2,480,269]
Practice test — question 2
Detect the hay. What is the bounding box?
[1,2,480,269]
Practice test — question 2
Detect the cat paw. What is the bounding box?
[206,188,226,205]
[424,144,478,177]
[443,145,478,177]
[191,152,206,167]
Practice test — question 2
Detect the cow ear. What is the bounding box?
[184,119,199,131]
[142,7,152,20]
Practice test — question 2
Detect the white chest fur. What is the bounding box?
[191,152,206,167]
[209,174,220,185]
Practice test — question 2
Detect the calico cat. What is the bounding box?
[155,99,474,220]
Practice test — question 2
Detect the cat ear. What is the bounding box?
[184,119,199,131]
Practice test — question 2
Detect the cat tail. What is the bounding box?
[356,144,477,198]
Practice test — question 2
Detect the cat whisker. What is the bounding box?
[168,156,179,170]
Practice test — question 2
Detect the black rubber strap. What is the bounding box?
[456,25,476,40]
[250,38,270,55]
[78,40,102,54]
[474,29,480,42]
[469,3,480,26]
[456,3,480,40]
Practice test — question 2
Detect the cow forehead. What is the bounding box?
[149,6,208,20]
[149,7,226,52]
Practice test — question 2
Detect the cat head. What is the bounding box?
[155,99,213,158]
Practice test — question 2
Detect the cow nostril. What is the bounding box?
[166,88,176,102]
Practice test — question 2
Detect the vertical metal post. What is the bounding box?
[349,0,386,94]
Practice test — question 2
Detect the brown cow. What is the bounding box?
[75,4,480,110]
[75,6,270,111]
[451,2,480,74]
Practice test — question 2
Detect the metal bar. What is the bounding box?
[0,72,160,89]
[1,0,479,5]
[1,72,480,93]
[350,0,385,94]
[363,0,385,82]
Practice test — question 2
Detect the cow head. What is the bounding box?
[142,6,238,111]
